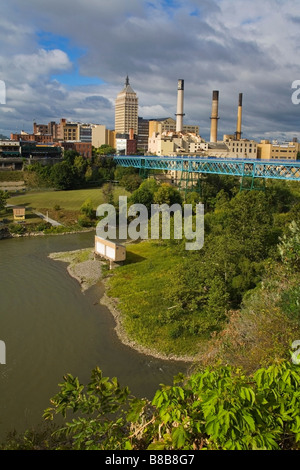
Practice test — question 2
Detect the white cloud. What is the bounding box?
[1,49,72,86]
[0,0,300,141]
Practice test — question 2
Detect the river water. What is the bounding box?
[0,231,188,440]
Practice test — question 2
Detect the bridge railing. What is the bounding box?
[114,155,300,182]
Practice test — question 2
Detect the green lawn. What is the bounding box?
[0,207,42,225]
[106,240,202,358]
[7,187,130,211]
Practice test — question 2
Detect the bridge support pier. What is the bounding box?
[139,167,149,179]
[178,171,201,199]
[240,175,266,192]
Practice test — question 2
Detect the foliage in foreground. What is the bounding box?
[0,189,9,211]
[32,360,300,450]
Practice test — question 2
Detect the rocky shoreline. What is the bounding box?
[0,226,95,240]
[48,248,196,363]
[48,248,103,292]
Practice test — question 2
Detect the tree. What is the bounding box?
[50,161,76,190]
[95,145,116,156]
[225,191,278,261]
[80,199,95,219]
[73,155,88,184]
[120,174,142,192]
[25,162,52,188]
[185,191,201,214]
[278,221,300,271]
[153,183,182,206]
[130,179,159,211]
[114,166,142,191]
[63,149,80,165]
[0,190,8,211]
[95,156,116,181]
[102,182,114,205]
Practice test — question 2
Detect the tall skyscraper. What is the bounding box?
[115,76,138,135]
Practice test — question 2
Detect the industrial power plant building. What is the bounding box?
[4,76,299,167]
[147,79,300,161]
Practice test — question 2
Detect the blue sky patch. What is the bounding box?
[37,31,104,86]
[37,30,85,61]
[51,70,104,87]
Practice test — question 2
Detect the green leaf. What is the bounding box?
[124,441,133,450]
[148,441,167,450]
[243,413,256,432]
[172,426,188,449]
[126,399,146,422]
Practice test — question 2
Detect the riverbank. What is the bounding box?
[48,246,197,363]
[48,248,104,292]
[100,280,196,363]
[0,226,95,240]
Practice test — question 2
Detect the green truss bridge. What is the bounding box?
[114,155,300,190]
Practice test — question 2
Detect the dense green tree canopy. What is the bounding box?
[0,189,8,211]
[50,161,76,190]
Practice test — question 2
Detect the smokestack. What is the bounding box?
[236,93,243,140]
[210,90,219,143]
[176,79,185,133]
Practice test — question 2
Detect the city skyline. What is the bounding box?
[0,0,300,142]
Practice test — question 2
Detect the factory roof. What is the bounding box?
[208,142,229,150]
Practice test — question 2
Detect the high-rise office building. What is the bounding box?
[115,76,138,135]
[138,117,149,153]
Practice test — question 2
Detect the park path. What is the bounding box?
[32,210,63,227]
[6,204,63,227]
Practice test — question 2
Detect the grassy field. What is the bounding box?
[106,240,203,358]
[0,171,24,182]
[7,187,130,211]
[0,206,42,225]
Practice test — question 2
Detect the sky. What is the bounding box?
[0,0,300,142]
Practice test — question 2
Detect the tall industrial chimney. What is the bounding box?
[176,79,185,133]
[235,93,243,140]
[210,90,219,143]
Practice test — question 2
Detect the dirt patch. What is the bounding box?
[48,248,104,292]
[40,208,80,226]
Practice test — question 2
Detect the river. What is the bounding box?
[0,231,188,440]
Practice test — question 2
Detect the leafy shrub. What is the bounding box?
[280,286,300,321]
[77,215,94,227]
[34,222,52,232]
[43,226,71,234]
[80,199,95,219]
[9,223,26,234]
[120,174,142,192]
[39,361,300,450]
[278,221,300,271]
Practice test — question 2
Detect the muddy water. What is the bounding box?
[0,232,188,439]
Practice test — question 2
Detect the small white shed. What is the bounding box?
[95,236,126,262]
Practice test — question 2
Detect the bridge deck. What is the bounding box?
[114,156,300,181]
